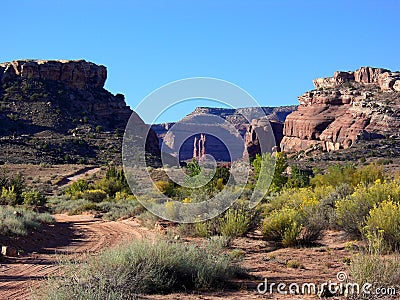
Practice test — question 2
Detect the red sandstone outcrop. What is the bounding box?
[0,60,106,90]
[152,106,296,161]
[281,67,400,153]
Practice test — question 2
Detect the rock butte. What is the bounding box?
[0,59,107,90]
[0,59,160,165]
[281,66,400,153]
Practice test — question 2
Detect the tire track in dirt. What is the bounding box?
[0,214,154,300]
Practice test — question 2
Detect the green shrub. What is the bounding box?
[82,189,107,203]
[0,186,17,205]
[71,202,102,215]
[65,179,89,199]
[154,180,174,197]
[0,171,25,205]
[101,200,144,221]
[194,220,211,238]
[311,163,384,188]
[286,259,304,269]
[349,254,400,291]
[219,205,254,238]
[252,152,287,192]
[22,190,46,207]
[0,206,54,236]
[314,184,353,230]
[262,208,302,247]
[363,200,400,252]
[286,165,310,188]
[39,238,242,298]
[336,179,400,236]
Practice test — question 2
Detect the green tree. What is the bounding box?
[187,159,201,177]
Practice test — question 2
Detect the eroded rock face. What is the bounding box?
[152,106,297,161]
[244,119,283,157]
[0,60,107,90]
[313,66,400,91]
[281,67,400,153]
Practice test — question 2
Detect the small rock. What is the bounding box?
[1,246,18,257]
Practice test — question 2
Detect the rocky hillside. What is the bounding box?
[152,106,296,161]
[281,67,400,153]
[0,59,160,165]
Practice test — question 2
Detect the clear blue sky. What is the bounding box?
[2,0,400,123]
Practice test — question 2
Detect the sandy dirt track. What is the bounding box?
[0,214,153,300]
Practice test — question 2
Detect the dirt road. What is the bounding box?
[0,214,153,300]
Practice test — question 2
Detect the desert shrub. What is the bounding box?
[311,163,384,188]
[336,179,400,236]
[219,204,254,238]
[101,200,144,221]
[311,164,355,187]
[0,186,18,205]
[350,162,384,187]
[71,202,102,215]
[64,179,89,199]
[93,166,131,198]
[262,185,337,246]
[363,200,400,252]
[39,238,242,299]
[22,190,46,207]
[286,259,304,269]
[48,197,87,214]
[195,220,212,238]
[154,180,174,197]
[262,207,302,247]
[48,196,143,220]
[349,254,400,294]
[252,152,287,192]
[0,205,54,236]
[94,177,123,197]
[186,158,201,176]
[313,183,353,230]
[114,191,136,201]
[285,165,310,188]
[265,186,334,214]
[82,189,107,203]
[48,197,102,215]
[0,171,25,205]
[214,166,230,184]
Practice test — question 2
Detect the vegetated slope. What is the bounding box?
[0,60,160,166]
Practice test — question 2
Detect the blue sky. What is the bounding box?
[2,0,400,123]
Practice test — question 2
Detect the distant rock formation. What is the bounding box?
[281,67,400,153]
[152,106,297,161]
[312,67,400,92]
[244,119,283,157]
[193,134,206,160]
[0,60,107,90]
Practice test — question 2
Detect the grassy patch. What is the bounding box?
[38,238,243,299]
[0,205,54,236]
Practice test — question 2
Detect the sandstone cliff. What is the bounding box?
[281,67,400,153]
[0,60,106,90]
